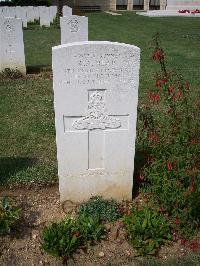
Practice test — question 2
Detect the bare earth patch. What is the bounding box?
[0,185,199,266]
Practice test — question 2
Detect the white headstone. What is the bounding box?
[16,6,27,28]
[62,5,72,16]
[166,0,200,10]
[52,41,140,203]
[60,15,88,44]
[39,6,50,27]
[0,17,26,74]
[33,6,40,21]
[26,6,34,22]
[7,7,16,18]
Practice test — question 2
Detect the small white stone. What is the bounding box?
[98,251,105,257]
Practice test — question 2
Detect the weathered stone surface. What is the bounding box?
[60,15,88,44]
[0,17,26,74]
[52,41,140,203]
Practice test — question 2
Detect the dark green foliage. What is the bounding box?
[123,205,172,256]
[77,196,121,222]
[0,197,21,235]
[41,215,105,260]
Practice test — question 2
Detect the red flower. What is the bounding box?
[173,160,177,168]
[168,85,174,94]
[189,180,195,193]
[166,161,173,171]
[172,94,177,102]
[148,90,160,104]
[148,133,160,144]
[175,218,181,225]
[177,90,183,99]
[186,81,190,90]
[152,48,165,61]
[156,79,166,88]
[181,238,187,246]
[190,241,199,250]
[191,138,198,144]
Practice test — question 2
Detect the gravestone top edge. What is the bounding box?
[62,15,88,18]
[52,41,140,52]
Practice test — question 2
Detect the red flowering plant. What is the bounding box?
[136,34,200,240]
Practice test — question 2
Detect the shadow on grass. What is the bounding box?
[26,65,52,74]
[0,157,37,185]
[133,150,148,198]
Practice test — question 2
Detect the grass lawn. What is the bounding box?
[0,12,199,186]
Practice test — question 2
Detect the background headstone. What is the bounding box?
[0,17,26,74]
[26,6,34,22]
[16,6,27,28]
[52,41,140,203]
[166,0,200,10]
[60,15,88,44]
[62,5,72,16]
[39,7,50,27]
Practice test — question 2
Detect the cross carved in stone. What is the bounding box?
[64,90,129,170]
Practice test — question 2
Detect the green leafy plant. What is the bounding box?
[41,218,80,259]
[0,197,21,235]
[123,205,172,256]
[41,214,105,260]
[78,196,121,222]
[77,214,105,243]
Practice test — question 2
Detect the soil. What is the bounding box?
[0,184,198,266]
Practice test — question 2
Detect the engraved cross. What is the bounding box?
[64,90,129,170]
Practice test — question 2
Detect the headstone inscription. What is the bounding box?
[60,15,88,44]
[52,41,140,203]
[0,17,26,74]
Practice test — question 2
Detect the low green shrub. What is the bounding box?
[77,196,121,222]
[123,205,172,256]
[77,214,104,243]
[41,214,105,260]
[41,218,80,259]
[0,197,21,235]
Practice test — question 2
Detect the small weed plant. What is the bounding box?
[77,196,121,222]
[41,214,105,261]
[137,34,200,242]
[0,197,21,235]
[123,204,172,255]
